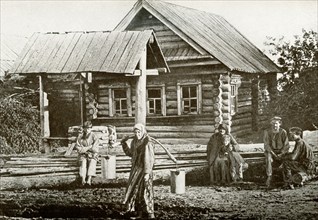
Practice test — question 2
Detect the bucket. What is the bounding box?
[170,169,185,194]
[101,155,116,179]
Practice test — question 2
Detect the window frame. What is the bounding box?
[146,84,166,116]
[177,82,202,115]
[108,85,132,117]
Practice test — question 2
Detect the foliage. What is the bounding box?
[264,30,318,129]
[0,77,41,154]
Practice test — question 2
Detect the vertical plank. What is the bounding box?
[127,86,132,117]
[39,75,50,153]
[108,88,113,117]
[177,84,181,116]
[198,83,202,114]
[162,85,167,116]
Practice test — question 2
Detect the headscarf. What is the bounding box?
[217,123,229,134]
[133,123,147,136]
[133,123,148,143]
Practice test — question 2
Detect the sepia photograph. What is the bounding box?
[0,0,317,219]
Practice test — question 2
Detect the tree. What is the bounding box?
[264,29,318,130]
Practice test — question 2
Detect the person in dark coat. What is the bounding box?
[263,116,290,187]
[207,124,239,185]
[282,127,315,189]
[121,123,155,219]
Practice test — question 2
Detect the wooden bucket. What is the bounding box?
[170,169,185,194]
[101,155,116,179]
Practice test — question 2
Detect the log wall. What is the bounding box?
[92,72,223,145]
[231,74,253,137]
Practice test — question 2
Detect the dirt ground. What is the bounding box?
[0,176,318,220]
[1,130,317,219]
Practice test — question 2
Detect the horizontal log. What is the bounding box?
[237,106,252,114]
[231,117,252,126]
[202,106,214,113]
[231,124,252,133]
[237,100,252,108]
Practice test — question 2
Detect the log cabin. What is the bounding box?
[9,0,280,149]
[111,0,280,144]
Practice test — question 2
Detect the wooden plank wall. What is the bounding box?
[126,8,204,61]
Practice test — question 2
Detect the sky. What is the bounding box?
[0,0,317,52]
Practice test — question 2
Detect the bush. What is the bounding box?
[0,97,41,154]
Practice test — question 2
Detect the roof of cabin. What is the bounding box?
[115,0,280,74]
[9,30,168,75]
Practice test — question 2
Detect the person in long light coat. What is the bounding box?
[121,123,155,219]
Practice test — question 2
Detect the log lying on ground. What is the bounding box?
[1,149,317,190]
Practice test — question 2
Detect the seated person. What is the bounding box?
[75,121,99,185]
[221,135,248,183]
[263,116,290,188]
[282,127,315,189]
[207,124,238,185]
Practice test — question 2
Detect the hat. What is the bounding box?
[270,116,282,123]
[83,121,92,128]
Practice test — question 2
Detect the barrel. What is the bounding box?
[101,155,116,179]
[170,169,185,194]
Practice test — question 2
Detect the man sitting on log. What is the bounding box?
[282,127,315,189]
[263,116,290,188]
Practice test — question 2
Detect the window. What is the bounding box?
[177,83,202,115]
[113,89,127,115]
[182,86,197,113]
[146,85,166,116]
[147,88,162,115]
[108,86,132,117]
[230,84,238,115]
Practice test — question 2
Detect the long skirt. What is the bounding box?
[124,167,154,215]
[209,156,231,184]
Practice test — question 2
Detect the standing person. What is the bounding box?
[263,116,289,188]
[121,123,155,219]
[75,121,99,185]
[221,135,248,183]
[282,127,315,189]
[207,124,239,185]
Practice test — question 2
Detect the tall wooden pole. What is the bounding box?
[135,47,147,125]
[39,75,50,153]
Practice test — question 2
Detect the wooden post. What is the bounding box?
[135,47,147,125]
[79,74,84,126]
[39,75,50,153]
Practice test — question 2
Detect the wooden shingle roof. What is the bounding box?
[115,0,280,74]
[9,30,167,75]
